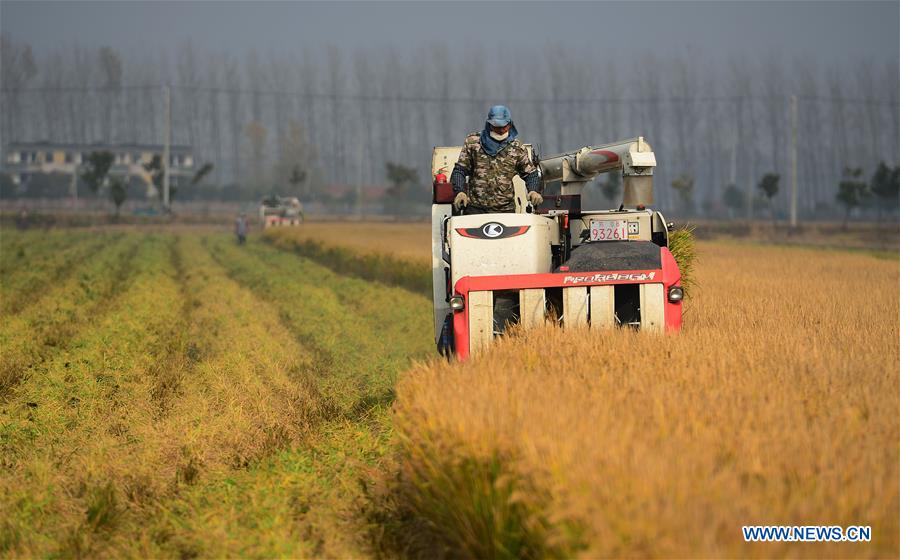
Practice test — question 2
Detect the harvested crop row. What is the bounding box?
[200,235,434,555]
[161,235,327,464]
[264,228,431,296]
[115,235,322,557]
[1,232,114,314]
[77,235,340,558]
[0,234,140,397]
[1,232,318,557]
[206,236,433,411]
[390,243,900,558]
[0,231,430,558]
[0,234,183,557]
[0,229,79,273]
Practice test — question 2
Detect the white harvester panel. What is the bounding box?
[519,289,546,328]
[467,291,494,356]
[431,146,460,181]
[589,285,615,329]
[639,283,665,332]
[448,213,555,288]
[563,286,589,327]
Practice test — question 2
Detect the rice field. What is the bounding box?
[1,223,897,558]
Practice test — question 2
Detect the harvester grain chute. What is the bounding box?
[259,195,304,228]
[431,137,683,359]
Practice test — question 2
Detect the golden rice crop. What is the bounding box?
[667,224,696,297]
[390,242,900,558]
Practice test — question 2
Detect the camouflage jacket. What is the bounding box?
[455,133,537,212]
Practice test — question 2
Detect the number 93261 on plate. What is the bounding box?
[589,219,628,241]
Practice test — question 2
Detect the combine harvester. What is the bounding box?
[259,195,304,228]
[431,137,683,359]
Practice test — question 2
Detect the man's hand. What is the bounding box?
[527,191,543,207]
[453,192,469,211]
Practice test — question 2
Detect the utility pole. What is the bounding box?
[790,94,798,228]
[70,166,78,204]
[730,132,737,190]
[356,138,364,218]
[163,84,171,211]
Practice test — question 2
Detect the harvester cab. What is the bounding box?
[431,137,683,359]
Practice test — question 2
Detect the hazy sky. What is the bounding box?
[2,1,898,65]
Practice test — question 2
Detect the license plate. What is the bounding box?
[589,220,628,241]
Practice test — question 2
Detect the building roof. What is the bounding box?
[5,141,193,154]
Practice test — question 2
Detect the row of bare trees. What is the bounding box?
[2,37,898,217]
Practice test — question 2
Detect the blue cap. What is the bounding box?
[486,105,511,127]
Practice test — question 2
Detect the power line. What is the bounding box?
[1,85,897,107]
[0,85,161,93]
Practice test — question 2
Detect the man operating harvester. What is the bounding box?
[450,105,543,214]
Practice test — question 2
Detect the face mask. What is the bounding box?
[489,130,509,141]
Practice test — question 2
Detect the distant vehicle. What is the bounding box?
[259,195,304,228]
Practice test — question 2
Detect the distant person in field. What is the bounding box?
[235,213,248,245]
[450,105,542,214]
